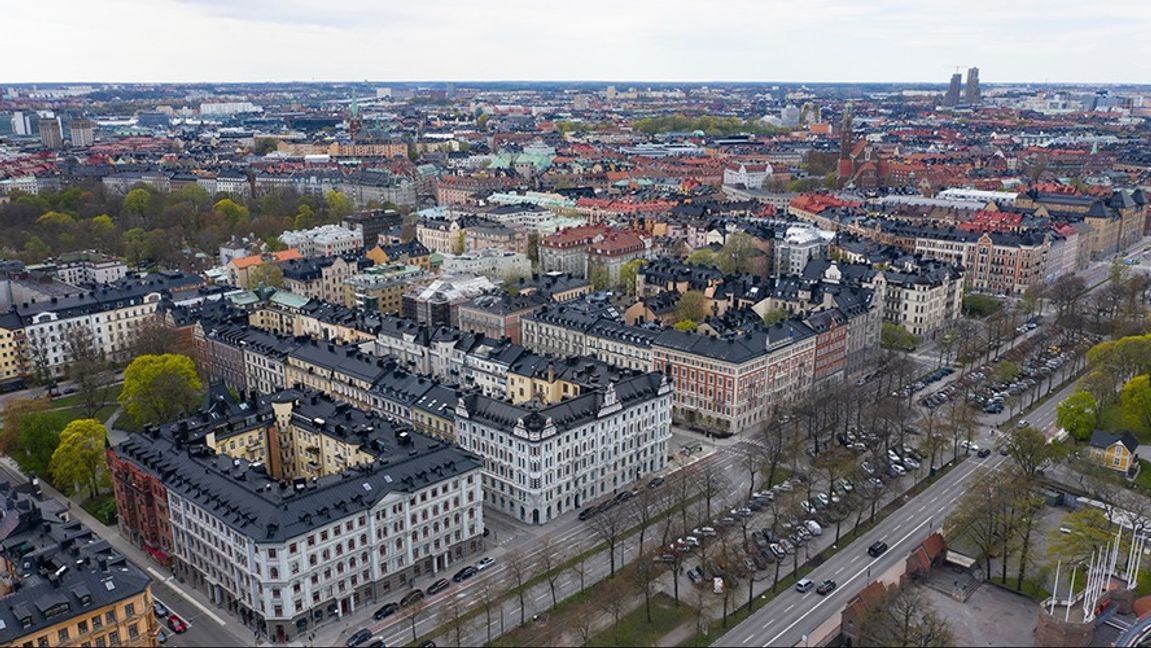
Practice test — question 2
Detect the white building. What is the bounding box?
[109,389,485,643]
[723,163,773,190]
[439,249,532,280]
[54,250,128,285]
[279,224,364,258]
[455,371,672,525]
[200,101,261,116]
[775,223,834,275]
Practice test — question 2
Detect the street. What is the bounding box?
[716,448,1008,647]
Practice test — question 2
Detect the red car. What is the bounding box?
[167,613,188,633]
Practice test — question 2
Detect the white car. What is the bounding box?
[693,526,717,537]
[890,463,907,475]
[903,457,921,470]
[475,557,496,571]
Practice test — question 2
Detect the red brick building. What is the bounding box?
[107,448,175,564]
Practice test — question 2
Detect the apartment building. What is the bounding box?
[281,256,368,305]
[456,292,548,345]
[455,371,671,525]
[0,483,158,648]
[343,265,428,314]
[108,388,484,643]
[53,250,128,285]
[279,225,363,258]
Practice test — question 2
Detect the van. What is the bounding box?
[806,520,823,536]
[795,578,815,593]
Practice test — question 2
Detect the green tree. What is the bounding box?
[254,137,279,155]
[1005,426,1065,481]
[588,262,610,291]
[1047,507,1116,565]
[526,231,540,266]
[676,291,708,322]
[36,211,76,227]
[452,230,466,256]
[22,236,50,262]
[118,354,203,427]
[618,259,645,295]
[16,411,65,478]
[1120,375,1151,436]
[49,419,106,498]
[1057,391,1097,441]
[0,398,50,456]
[123,188,151,218]
[294,204,317,230]
[674,320,698,332]
[962,294,1002,318]
[993,361,1021,384]
[717,232,756,275]
[761,309,788,325]
[248,263,284,288]
[213,198,250,229]
[324,190,355,220]
[881,322,921,351]
[686,248,719,268]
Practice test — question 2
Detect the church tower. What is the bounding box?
[837,103,855,187]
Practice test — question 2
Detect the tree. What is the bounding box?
[14,410,66,478]
[596,577,631,646]
[572,603,597,647]
[49,419,106,497]
[1006,426,1064,480]
[587,504,628,578]
[435,596,467,648]
[248,263,285,288]
[854,584,954,647]
[946,468,1009,580]
[674,319,698,332]
[632,553,660,624]
[993,361,1021,385]
[0,398,50,455]
[63,325,113,418]
[504,547,532,626]
[538,536,563,610]
[686,248,719,268]
[1047,507,1116,565]
[761,309,788,325]
[403,598,427,644]
[526,231,540,266]
[1057,391,1097,441]
[293,204,317,229]
[881,322,920,351]
[588,262,610,291]
[717,232,756,275]
[123,188,151,218]
[962,293,1001,318]
[213,198,250,229]
[254,137,279,155]
[451,229,466,256]
[618,258,645,295]
[676,291,708,323]
[1120,375,1151,435]
[324,190,355,220]
[118,354,203,427]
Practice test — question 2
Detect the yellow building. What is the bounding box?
[0,485,159,648]
[0,315,26,387]
[1087,431,1138,473]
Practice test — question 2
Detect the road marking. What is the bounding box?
[784,603,795,613]
[762,516,934,647]
[834,567,844,576]
[743,634,755,644]
[760,619,775,631]
[893,522,903,532]
[917,504,927,512]
[850,555,860,563]
[146,568,226,626]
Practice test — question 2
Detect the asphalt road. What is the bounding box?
[716,449,1008,648]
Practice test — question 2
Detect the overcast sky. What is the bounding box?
[5,0,1149,84]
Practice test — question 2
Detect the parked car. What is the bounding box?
[153,601,170,618]
[427,579,450,595]
[795,578,815,593]
[648,476,665,488]
[476,557,496,571]
[452,566,478,583]
[816,579,838,595]
[346,629,373,647]
[687,566,704,583]
[578,508,595,521]
[401,590,425,607]
[166,614,188,634]
[654,553,678,563]
[806,520,823,536]
[693,526,717,537]
[373,603,399,620]
[977,448,992,458]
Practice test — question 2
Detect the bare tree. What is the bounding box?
[63,324,113,418]
[694,459,727,522]
[632,553,660,623]
[403,597,428,645]
[572,602,597,647]
[477,577,500,645]
[588,502,628,578]
[596,577,631,646]
[504,547,534,626]
[131,313,183,356]
[570,550,589,595]
[630,485,662,560]
[538,536,564,610]
[854,584,954,647]
[435,595,467,648]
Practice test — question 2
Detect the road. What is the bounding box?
[716,449,1009,648]
[0,458,251,648]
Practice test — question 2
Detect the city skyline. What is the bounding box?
[5,0,1150,84]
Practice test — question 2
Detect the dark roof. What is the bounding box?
[110,389,482,543]
[1089,430,1139,453]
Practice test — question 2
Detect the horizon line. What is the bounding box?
[3,79,1151,87]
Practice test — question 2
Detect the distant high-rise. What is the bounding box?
[944,73,962,107]
[965,67,981,104]
[38,116,62,149]
[69,118,95,147]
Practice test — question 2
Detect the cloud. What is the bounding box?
[2,0,1148,83]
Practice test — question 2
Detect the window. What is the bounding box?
[58,629,70,642]
[108,631,120,646]
[92,615,103,629]
[106,611,117,624]
[124,602,135,617]
[128,624,139,639]
[95,638,106,648]
[37,638,49,648]
[79,620,89,634]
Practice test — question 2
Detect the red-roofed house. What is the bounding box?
[587,230,648,286]
[226,249,302,288]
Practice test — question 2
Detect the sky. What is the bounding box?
[5,0,1151,84]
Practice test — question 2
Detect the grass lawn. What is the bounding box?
[590,593,690,648]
